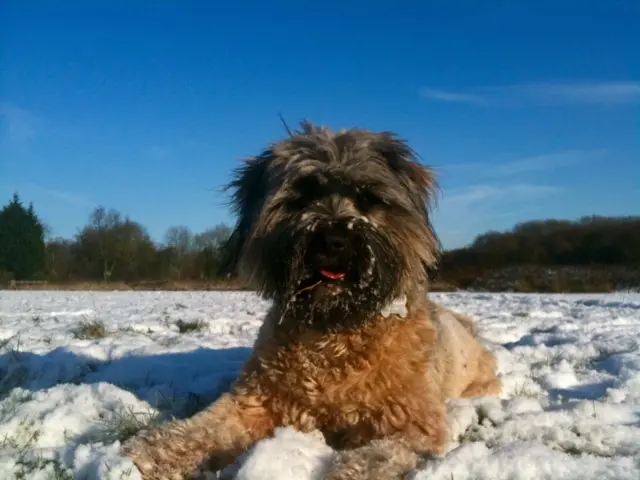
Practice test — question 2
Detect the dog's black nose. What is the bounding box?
[323,233,347,253]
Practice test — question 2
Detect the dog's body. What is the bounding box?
[123,123,501,479]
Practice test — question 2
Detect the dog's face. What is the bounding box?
[224,122,440,327]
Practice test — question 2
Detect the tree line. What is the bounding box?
[0,194,233,284]
[435,215,640,289]
[1,193,639,288]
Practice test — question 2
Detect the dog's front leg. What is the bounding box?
[324,436,426,480]
[122,392,275,479]
[325,398,447,480]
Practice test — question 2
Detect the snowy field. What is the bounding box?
[0,290,639,480]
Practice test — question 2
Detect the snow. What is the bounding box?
[0,290,639,479]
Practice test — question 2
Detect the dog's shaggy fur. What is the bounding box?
[122,122,501,479]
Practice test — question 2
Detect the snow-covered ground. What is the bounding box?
[0,290,639,480]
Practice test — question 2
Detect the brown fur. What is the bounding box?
[122,122,501,479]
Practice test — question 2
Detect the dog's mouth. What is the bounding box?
[296,248,373,295]
[303,264,352,288]
[290,222,379,300]
[319,270,346,281]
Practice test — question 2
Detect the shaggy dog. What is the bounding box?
[123,122,501,479]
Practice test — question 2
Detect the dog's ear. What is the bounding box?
[375,133,440,211]
[375,133,442,271]
[219,152,272,277]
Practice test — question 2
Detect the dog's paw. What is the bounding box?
[119,445,160,479]
[121,435,196,480]
[323,438,421,480]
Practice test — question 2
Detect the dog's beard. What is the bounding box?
[281,218,404,329]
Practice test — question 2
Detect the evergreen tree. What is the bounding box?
[0,193,47,280]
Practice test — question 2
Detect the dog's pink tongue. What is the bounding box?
[320,270,346,280]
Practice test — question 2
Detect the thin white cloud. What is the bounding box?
[510,82,640,106]
[442,184,562,208]
[418,88,487,105]
[490,150,596,176]
[441,149,608,179]
[419,81,640,107]
[0,103,39,142]
[25,183,96,208]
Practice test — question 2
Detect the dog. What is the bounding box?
[122,122,501,479]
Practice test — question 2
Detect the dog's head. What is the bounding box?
[223,122,440,327]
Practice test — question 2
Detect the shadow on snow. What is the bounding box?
[0,345,252,418]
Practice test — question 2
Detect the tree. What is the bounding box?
[45,237,74,282]
[165,226,195,255]
[74,206,157,282]
[163,226,195,280]
[193,224,232,280]
[0,193,47,280]
[194,224,232,251]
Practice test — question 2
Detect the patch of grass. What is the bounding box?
[175,319,207,334]
[16,458,73,480]
[512,381,541,398]
[530,325,558,334]
[0,419,73,480]
[457,424,485,444]
[0,336,15,351]
[537,351,564,368]
[577,344,639,373]
[157,336,180,348]
[512,311,530,318]
[0,396,136,479]
[0,391,33,422]
[0,336,30,399]
[91,403,165,444]
[73,319,108,340]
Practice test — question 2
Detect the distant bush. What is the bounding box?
[435,216,640,292]
[441,216,640,270]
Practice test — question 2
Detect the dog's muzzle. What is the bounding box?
[298,218,376,286]
[306,224,354,279]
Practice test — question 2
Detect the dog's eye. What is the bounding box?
[287,176,326,209]
[356,191,385,212]
[295,177,325,200]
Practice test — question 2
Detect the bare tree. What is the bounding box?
[192,224,232,280]
[42,221,53,242]
[194,224,232,251]
[164,225,195,253]
[74,206,155,282]
[89,207,124,281]
[164,225,195,279]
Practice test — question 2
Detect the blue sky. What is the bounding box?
[1,1,639,249]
